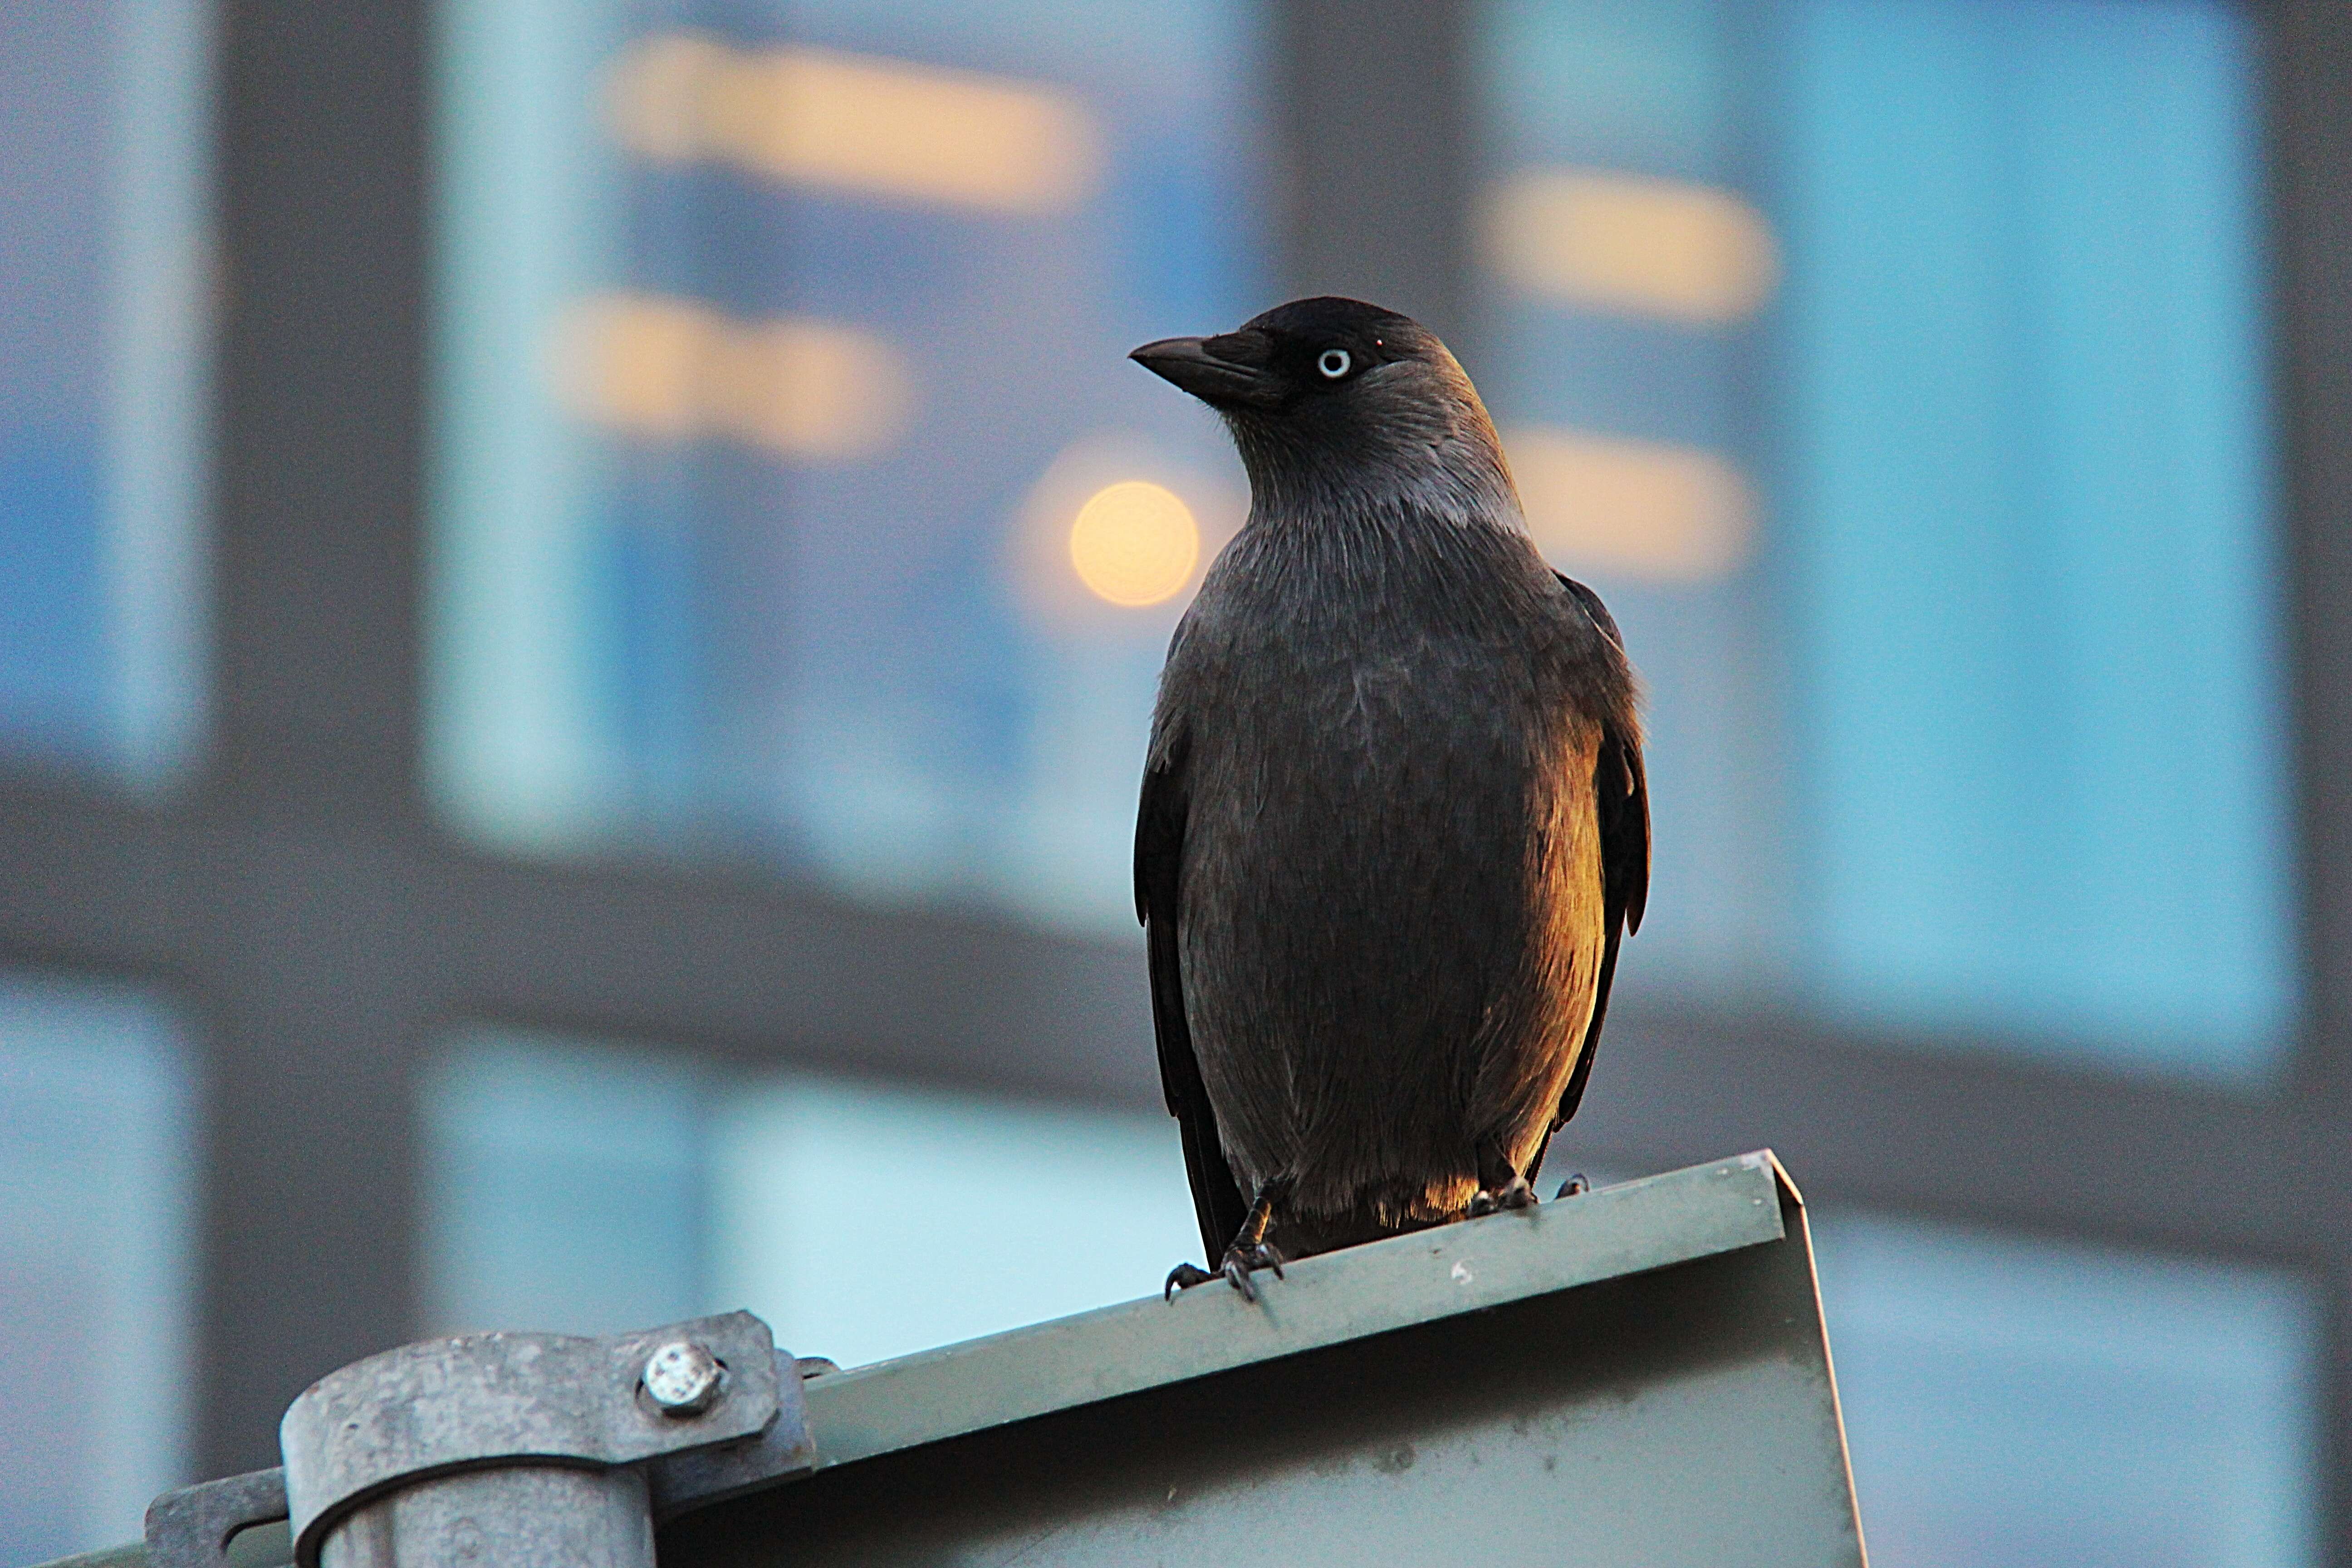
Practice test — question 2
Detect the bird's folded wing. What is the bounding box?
[1550,573,1652,1129]
[1137,735,1249,1261]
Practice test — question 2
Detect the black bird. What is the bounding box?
[1130,298,1649,1298]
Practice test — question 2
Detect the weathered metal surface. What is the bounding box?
[49,1151,1860,1568]
[657,1150,1862,1568]
[642,1341,729,1416]
[141,1470,289,1568]
[317,1468,650,1568]
[791,1149,1788,1474]
[276,1311,788,1568]
[643,1368,821,1526]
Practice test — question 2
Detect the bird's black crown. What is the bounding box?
[1229,296,1422,388]
[1129,297,1437,413]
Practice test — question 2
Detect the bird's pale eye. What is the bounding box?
[1317,348,1352,379]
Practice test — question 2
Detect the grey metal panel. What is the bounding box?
[34,1154,1861,1568]
[2276,0,2352,1106]
[211,0,426,823]
[2271,5,2352,1556]
[798,1152,1787,1472]
[661,1153,1863,1568]
[201,0,433,1475]
[1278,0,1474,344]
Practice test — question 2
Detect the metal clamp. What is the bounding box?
[145,1312,818,1568]
[144,1467,290,1568]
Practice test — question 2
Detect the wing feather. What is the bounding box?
[1551,573,1651,1129]
[1136,738,1248,1262]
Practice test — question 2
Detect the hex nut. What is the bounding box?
[642,1340,726,1417]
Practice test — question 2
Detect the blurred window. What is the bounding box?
[709,1070,1198,1367]
[429,0,1268,931]
[1814,1213,2318,1567]
[1478,0,2290,1080]
[434,0,2287,1081]
[420,1028,713,1337]
[0,0,211,784]
[421,1030,1197,1367]
[0,975,196,1563]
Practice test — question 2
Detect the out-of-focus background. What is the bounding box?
[1,0,2346,1561]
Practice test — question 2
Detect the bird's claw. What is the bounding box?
[1163,1262,1216,1301]
[1165,1242,1284,1303]
[1218,1241,1285,1302]
[1470,1175,1539,1216]
[1554,1172,1589,1199]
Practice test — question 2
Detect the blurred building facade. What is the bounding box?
[2,0,2348,1563]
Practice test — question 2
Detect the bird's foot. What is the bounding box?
[1470,1175,1539,1216]
[1164,1242,1285,1303]
[1164,1262,1217,1301]
[1554,1172,1589,1200]
[1219,1241,1285,1303]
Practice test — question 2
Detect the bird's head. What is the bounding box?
[1130,297,1515,523]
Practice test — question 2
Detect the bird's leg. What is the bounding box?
[1215,1184,1289,1302]
[1166,1183,1290,1303]
[1470,1140,1539,1216]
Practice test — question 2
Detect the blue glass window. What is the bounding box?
[0,975,196,1563]
[420,1028,713,1337]
[708,1070,1196,1367]
[0,0,210,784]
[430,0,1269,930]
[1814,1213,2318,1566]
[1779,0,2288,1074]
[421,1030,1197,1366]
[1478,0,2290,1078]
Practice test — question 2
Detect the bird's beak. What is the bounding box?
[1129,332,1283,410]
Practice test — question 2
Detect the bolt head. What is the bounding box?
[642,1340,725,1417]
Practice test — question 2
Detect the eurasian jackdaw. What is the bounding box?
[1130,297,1649,1298]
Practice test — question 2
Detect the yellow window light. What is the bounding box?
[1006,435,1243,638]
[554,292,911,461]
[1505,427,1755,583]
[1482,168,1778,326]
[608,33,1104,215]
[1068,481,1201,608]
